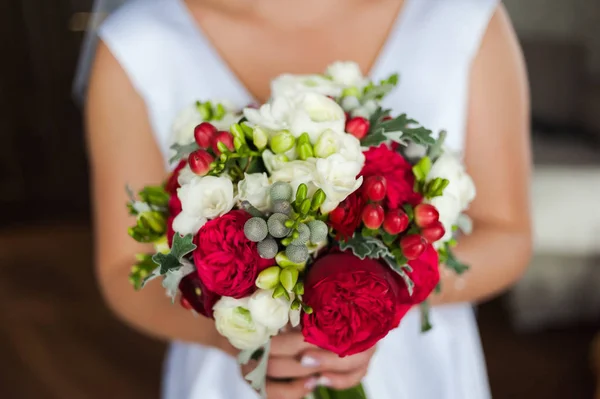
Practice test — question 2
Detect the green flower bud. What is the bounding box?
[257,237,278,259]
[297,132,311,146]
[308,220,328,243]
[295,184,308,205]
[273,284,290,300]
[284,219,296,229]
[252,127,268,150]
[213,103,226,120]
[302,304,314,314]
[280,267,299,292]
[342,87,361,98]
[244,217,268,242]
[291,299,301,310]
[233,137,244,151]
[230,123,246,142]
[293,281,305,296]
[270,182,293,202]
[311,189,326,211]
[256,266,281,290]
[270,130,296,154]
[197,101,212,120]
[286,244,309,264]
[275,252,306,270]
[297,143,314,160]
[291,223,310,246]
[300,198,311,216]
[267,213,291,238]
[313,131,337,158]
[217,141,230,155]
[241,122,254,139]
[140,211,166,234]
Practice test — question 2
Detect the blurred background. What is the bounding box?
[1,1,599,398]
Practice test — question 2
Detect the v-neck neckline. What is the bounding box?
[174,0,414,105]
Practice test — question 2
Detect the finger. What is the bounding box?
[299,346,376,373]
[270,331,315,356]
[266,376,319,399]
[317,367,368,391]
[267,356,320,379]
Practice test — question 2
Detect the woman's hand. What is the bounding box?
[241,331,375,399]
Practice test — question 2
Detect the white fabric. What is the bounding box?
[98,0,498,398]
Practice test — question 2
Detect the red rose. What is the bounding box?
[165,160,187,195]
[328,192,365,240]
[167,194,183,247]
[396,244,440,305]
[178,272,220,318]
[193,210,263,298]
[302,253,404,357]
[361,144,422,208]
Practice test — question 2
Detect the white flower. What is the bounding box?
[426,150,476,243]
[244,93,346,143]
[237,173,271,211]
[270,159,318,197]
[247,290,292,331]
[177,164,196,186]
[213,297,272,350]
[289,307,301,328]
[271,74,342,99]
[326,61,367,88]
[314,154,364,213]
[173,176,235,235]
[170,101,240,145]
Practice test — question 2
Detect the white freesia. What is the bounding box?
[173,176,235,235]
[237,173,271,211]
[247,290,292,331]
[270,159,318,197]
[177,164,196,186]
[314,154,364,213]
[213,297,272,350]
[289,307,301,328]
[326,61,367,88]
[261,150,289,174]
[170,101,240,145]
[271,74,343,99]
[426,150,476,243]
[244,93,346,143]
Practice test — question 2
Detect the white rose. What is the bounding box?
[426,150,476,243]
[247,290,292,331]
[173,176,235,235]
[271,74,342,99]
[213,297,272,350]
[326,61,367,88]
[314,154,364,213]
[237,173,271,211]
[270,159,318,197]
[244,93,346,143]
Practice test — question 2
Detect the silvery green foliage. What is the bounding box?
[162,260,195,303]
[269,182,293,202]
[291,223,310,246]
[244,217,269,242]
[286,244,309,264]
[307,220,328,243]
[267,213,291,238]
[238,342,271,398]
[257,237,278,259]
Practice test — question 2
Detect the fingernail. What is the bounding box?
[301,356,321,367]
[305,377,318,390]
[317,376,332,387]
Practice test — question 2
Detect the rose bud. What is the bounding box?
[363,175,387,202]
[194,122,217,148]
[383,209,409,235]
[400,234,427,260]
[414,204,440,228]
[188,150,214,176]
[362,203,384,230]
[421,221,446,243]
[345,116,370,140]
[211,131,235,155]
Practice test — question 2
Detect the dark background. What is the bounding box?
[1,1,599,398]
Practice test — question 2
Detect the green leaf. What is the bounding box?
[383,255,414,296]
[338,236,392,260]
[169,142,200,164]
[427,130,447,161]
[368,107,391,127]
[420,301,433,332]
[129,254,159,290]
[139,186,170,207]
[152,234,196,275]
[360,128,388,147]
[362,83,396,102]
[381,231,397,246]
[412,156,432,182]
[443,243,469,275]
[246,157,266,174]
[362,113,435,148]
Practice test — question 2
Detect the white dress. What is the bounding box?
[99,0,497,397]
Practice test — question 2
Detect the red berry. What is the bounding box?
[400,234,427,260]
[211,131,235,155]
[194,122,217,148]
[421,221,446,243]
[329,206,347,224]
[345,117,370,140]
[383,209,409,235]
[382,116,393,121]
[180,297,193,310]
[363,176,387,202]
[362,203,384,229]
[414,204,440,228]
[188,150,214,176]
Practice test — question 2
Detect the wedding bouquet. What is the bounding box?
[126,62,475,398]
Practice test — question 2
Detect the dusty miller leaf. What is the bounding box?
[152,234,197,275]
[169,142,199,164]
[383,255,414,296]
[338,236,392,260]
[238,342,271,398]
[162,260,195,303]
